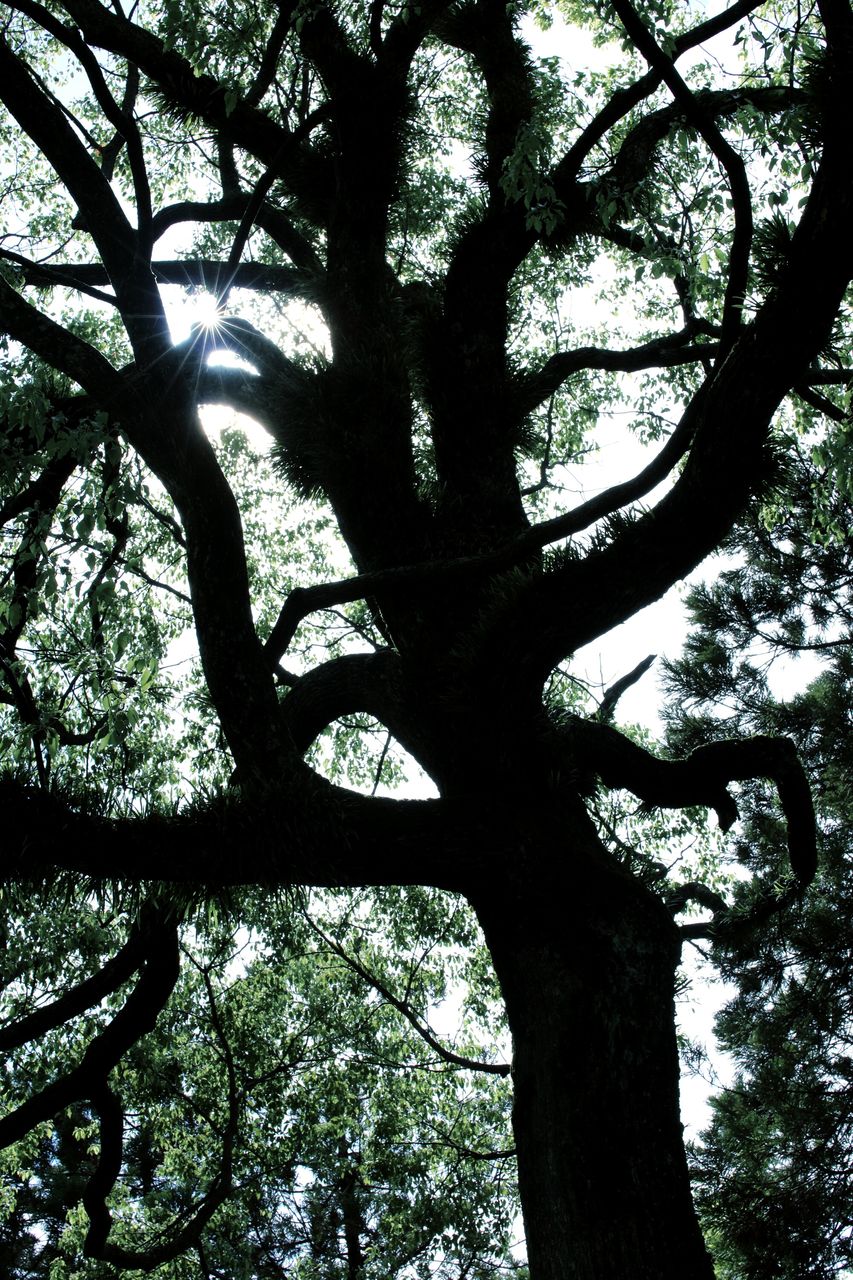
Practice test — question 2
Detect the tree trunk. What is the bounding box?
[469,805,714,1280]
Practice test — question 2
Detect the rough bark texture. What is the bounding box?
[469,804,714,1280]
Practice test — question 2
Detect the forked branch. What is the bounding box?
[611,0,753,347]
[0,905,180,1151]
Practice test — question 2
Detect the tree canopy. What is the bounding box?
[0,0,851,1277]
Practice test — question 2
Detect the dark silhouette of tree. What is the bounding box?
[0,1,851,1276]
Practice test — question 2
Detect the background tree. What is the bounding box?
[0,1,851,1277]
[664,433,853,1279]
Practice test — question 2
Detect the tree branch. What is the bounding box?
[82,1082,124,1257]
[244,1,298,107]
[0,28,166,360]
[0,900,163,1051]
[10,255,314,298]
[597,654,656,723]
[604,86,804,203]
[0,248,119,306]
[10,0,153,236]
[554,0,767,187]
[516,324,718,416]
[0,906,180,1150]
[474,60,853,693]
[0,777,476,891]
[150,199,322,275]
[794,383,850,423]
[259,380,704,668]
[0,274,127,405]
[610,0,753,347]
[561,719,817,886]
[666,881,728,916]
[56,0,294,169]
[305,914,510,1076]
[86,965,239,1266]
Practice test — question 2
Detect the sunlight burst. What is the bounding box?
[165,287,226,344]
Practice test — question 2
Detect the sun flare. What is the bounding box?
[188,290,225,334]
[165,287,226,344]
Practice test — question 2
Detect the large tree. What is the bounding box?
[0,0,851,1276]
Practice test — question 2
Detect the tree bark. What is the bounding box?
[470,805,713,1280]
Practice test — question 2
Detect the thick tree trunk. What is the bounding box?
[470,806,714,1280]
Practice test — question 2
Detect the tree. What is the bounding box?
[0,0,851,1276]
[663,439,853,1278]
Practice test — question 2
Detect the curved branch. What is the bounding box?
[186,327,317,439]
[474,52,853,693]
[244,1,298,107]
[555,0,767,188]
[193,316,297,378]
[82,1083,124,1257]
[610,0,753,346]
[193,364,280,431]
[604,86,804,202]
[10,0,152,234]
[379,0,456,74]
[516,324,718,416]
[259,378,705,667]
[85,967,238,1267]
[151,206,322,275]
[306,915,510,1076]
[666,881,728,917]
[57,0,326,209]
[0,908,180,1150]
[277,650,442,779]
[280,649,394,741]
[0,274,127,405]
[562,719,817,886]
[0,28,166,360]
[0,901,162,1052]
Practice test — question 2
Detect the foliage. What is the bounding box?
[0,0,851,1276]
[664,441,853,1278]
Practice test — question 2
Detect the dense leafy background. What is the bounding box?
[0,0,850,1274]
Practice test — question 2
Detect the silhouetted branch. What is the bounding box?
[561,720,817,887]
[611,0,753,346]
[516,325,719,416]
[666,881,728,917]
[83,1083,124,1256]
[0,908,180,1150]
[0,900,165,1052]
[83,953,238,1265]
[10,257,313,296]
[597,654,656,723]
[555,0,767,185]
[305,915,511,1077]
